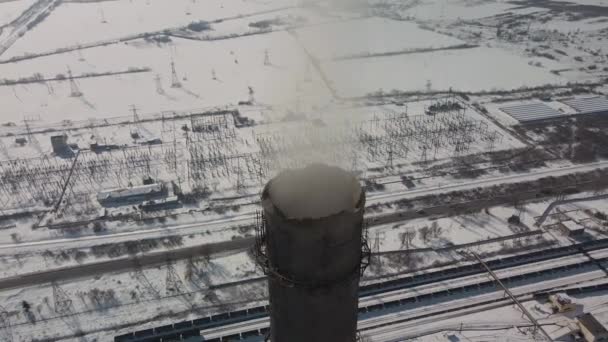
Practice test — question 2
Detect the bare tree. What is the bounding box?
[430,221,443,239]
[419,226,431,243]
[400,229,416,252]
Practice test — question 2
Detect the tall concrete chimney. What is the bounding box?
[255,164,367,342]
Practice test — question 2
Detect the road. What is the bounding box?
[4,160,608,255]
[366,159,608,205]
[0,0,60,56]
[0,211,257,253]
[0,237,253,291]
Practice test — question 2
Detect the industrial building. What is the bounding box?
[563,97,608,116]
[51,134,69,154]
[548,293,576,313]
[578,313,608,342]
[255,164,368,342]
[97,183,165,205]
[142,196,180,211]
[500,97,608,124]
[500,102,567,123]
[559,220,586,237]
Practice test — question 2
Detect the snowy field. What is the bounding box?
[2,0,298,58]
[404,1,521,20]
[322,47,568,97]
[0,32,330,123]
[0,0,603,123]
[294,17,465,60]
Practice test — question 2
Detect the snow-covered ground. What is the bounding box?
[0,0,607,340]
[396,0,539,21]
[294,17,465,60]
[2,0,298,58]
[0,31,329,123]
[322,47,567,97]
[0,249,265,342]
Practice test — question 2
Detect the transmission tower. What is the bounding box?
[77,48,85,62]
[23,117,33,143]
[52,282,73,315]
[99,7,107,23]
[171,59,181,88]
[420,145,428,164]
[130,105,140,124]
[154,74,164,94]
[386,143,394,168]
[264,49,270,66]
[67,67,82,97]
[165,262,186,295]
[0,305,12,342]
[248,86,255,103]
[46,81,54,95]
[22,116,42,154]
[372,232,382,269]
[132,268,160,299]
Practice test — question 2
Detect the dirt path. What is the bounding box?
[0,0,62,57]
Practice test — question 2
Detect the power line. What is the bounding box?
[459,251,553,342]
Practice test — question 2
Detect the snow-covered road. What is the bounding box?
[2,160,608,256]
[367,160,608,205]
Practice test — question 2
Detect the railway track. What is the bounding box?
[199,253,608,341]
[115,238,608,342]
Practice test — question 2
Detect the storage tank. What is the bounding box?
[257,164,366,342]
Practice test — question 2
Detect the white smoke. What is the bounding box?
[259,0,376,177]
